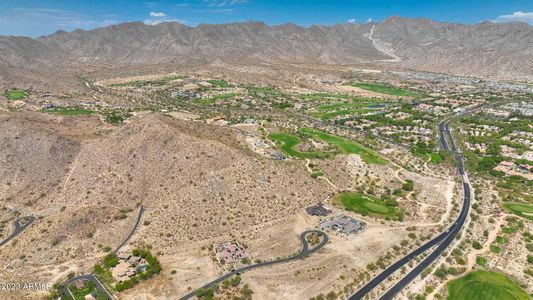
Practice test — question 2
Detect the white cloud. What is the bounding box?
[367,18,373,23]
[347,18,356,23]
[494,11,533,24]
[149,11,167,17]
[144,18,186,25]
[145,11,187,25]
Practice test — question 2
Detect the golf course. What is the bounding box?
[308,98,388,121]
[503,202,533,221]
[5,88,28,100]
[299,128,387,164]
[446,270,529,300]
[268,132,331,159]
[268,128,386,164]
[345,82,419,97]
[335,191,399,219]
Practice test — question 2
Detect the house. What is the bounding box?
[84,295,96,300]
[73,279,88,290]
[127,256,142,266]
[500,161,514,168]
[117,252,131,261]
[319,215,366,235]
[306,203,332,216]
[215,242,248,264]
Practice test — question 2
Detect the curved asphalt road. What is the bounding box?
[179,230,329,300]
[113,204,145,254]
[0,215,36,247]
[349,117,471,300]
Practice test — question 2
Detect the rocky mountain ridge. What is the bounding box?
[1,16,531,90]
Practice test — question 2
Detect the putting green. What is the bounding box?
[363,201,390,214]
[5,89,27,100]
[503,202,533,221]
[447,270,529,300]
[336,192,398,219]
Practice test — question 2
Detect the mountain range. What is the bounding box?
[1,16,532,91]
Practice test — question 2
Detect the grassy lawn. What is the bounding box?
[298,92,351,101]
[268,133,331,159]
[503,202,533,221]
[345,82,419,97]
[42,108,96,115]
[335,192,398,218]
[5,89,28,100]
[446,270,529,300]
[299,128,387,164]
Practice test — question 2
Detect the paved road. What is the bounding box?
[0,215,36,247]
[349,117,471,300]
[179,230,329,300]
[113,204,145,254]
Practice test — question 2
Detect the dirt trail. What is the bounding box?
[305,159,339,190]
[366,25,402,63]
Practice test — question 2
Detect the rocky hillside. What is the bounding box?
[373,17,533,79]
[0,17,531,89]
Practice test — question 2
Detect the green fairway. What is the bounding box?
[345,82,419,97]
[268,133,331,159]
[42,108,96,115]
[299,93,351,101]
[309,98,387,120]
[335,192,398,218]
[299,128,387,164]
[503,202,533,221]
[446,270,529,300]
[5,89,28,100]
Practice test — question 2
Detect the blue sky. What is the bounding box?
[0,0,532,37]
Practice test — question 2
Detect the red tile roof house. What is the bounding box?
[215,242,248,264]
